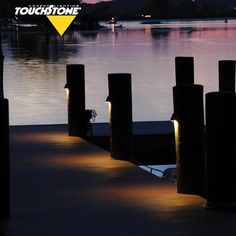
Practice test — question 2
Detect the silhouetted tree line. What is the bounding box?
[142,0,234,18]
[85,0,236,20]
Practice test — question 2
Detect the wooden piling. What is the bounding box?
[219,60,236,92]
[206,92,236,203]
[173,57,205,197]
[0,25,4,99]
[66,64,86,137]
[0,99,10,219]
[0,26,10,219]
[108,73,133,160]
[175,57,194,86]
[205,60,236,204]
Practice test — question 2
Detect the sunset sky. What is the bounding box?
[84,0,109,3]
[83,0,96,3]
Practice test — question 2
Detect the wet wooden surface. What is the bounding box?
[0,125,235,235]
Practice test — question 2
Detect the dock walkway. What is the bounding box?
[0,125,236,235]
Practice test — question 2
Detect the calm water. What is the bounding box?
[3,19,236,125]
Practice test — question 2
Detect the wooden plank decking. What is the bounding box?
[0,125,236,235]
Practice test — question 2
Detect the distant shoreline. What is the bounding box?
[2,16,236,32]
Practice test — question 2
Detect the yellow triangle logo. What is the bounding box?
[47,15,76,36]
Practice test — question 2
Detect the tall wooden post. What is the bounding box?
[175,56,194,86]
[205,60,236,205]
[206,92,236,204]
[0,24,10,219]
[219,60,235,92]
[108,73,133,160]
[66,64,87,137]
[173,57,205,197]
[0,24,4,99]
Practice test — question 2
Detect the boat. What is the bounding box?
[114,23,123,28]
[7,19,38,28]
[107,17,123,29]
[109,17,117,24]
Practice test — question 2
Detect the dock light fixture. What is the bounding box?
[171,113,180,163]
[105,96,110,103]
[170,113,179,140]
[106,96,111,117]
[64,83,69,98]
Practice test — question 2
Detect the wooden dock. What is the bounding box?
[89,121,175,165]
[0,124,236,235]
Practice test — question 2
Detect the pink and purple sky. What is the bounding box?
[84,0,109,3]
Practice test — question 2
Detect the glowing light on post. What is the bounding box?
[173,120,180,156]
[64,83,69,99]
[171,114,180,160]
[106,96,111,119]
[66,88,69,98]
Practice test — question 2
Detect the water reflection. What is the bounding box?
[80,30,98,39]
[4,32,83,62]
[151,28,171,38]
[3,20,236,125]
